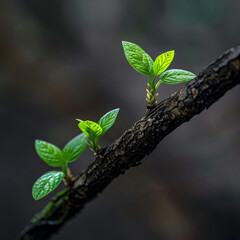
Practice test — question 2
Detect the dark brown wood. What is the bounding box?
[20,44,240,240]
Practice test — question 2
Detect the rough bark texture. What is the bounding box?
[21,44,240,240]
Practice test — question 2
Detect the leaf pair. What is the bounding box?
[33,133,88,200]
[77,108,119,152]
[35,133,88,166]
[122,41,196,85]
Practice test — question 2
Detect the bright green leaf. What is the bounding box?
[78,120,102,139]
[98,108,119,136]
[152,50,175,76]
[63,133,88,162]
[122,41,153,76]
[160,69,196,84]
[32,171,64,200]
[35,140,63,167]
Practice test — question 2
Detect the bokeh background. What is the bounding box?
[0,0,240,239]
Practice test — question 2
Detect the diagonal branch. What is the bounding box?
[20,44,240,240]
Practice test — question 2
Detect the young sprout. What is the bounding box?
[32,133,88,200]
[77,108,119,154]
[122,41,196,107]
[32,109,119,200]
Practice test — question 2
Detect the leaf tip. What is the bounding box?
[169,50,175,58]
[34,139,42,150]
[122,41,127,48]
[122,41,134,49]
[122,40,130,45]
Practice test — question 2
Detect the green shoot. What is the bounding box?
[122,41,196,107]
[77,108,119,154]
[32,133,88,200]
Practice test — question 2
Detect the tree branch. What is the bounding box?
[20,44,240,240]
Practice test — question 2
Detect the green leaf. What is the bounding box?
[122,41,153,76]
[35,140,63,167]
[63,133,88,162]
[152,50,174,76]
[32,171,64,200]
[78,120,103,139]
[160,69,196,84]
[98,108,119,136]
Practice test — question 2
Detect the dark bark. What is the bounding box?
[20,44,240,240]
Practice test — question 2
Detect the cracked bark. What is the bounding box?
[20,44,240,240]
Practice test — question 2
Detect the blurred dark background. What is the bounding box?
[0,0,240,239]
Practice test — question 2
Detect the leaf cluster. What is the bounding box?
[32,133,88,200]
[122,41,196,106]
[77,108,119,153]
[32,109,119,200]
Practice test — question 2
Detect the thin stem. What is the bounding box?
[88,138,101,155]
[148,76,152,85]
[92,138,98,150]
[61,161,72,185]
[152,75,156,87]
[155,78,162,89]
[62,162,68,178]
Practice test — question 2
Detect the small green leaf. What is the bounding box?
[32,171,64,200]
[78,120,103,139]
[98,108,119,136]
[35,140,63,167]
[152,50,175,76]
[63,133,88,162]
[160,69,196,84]
[122,41,153,76]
